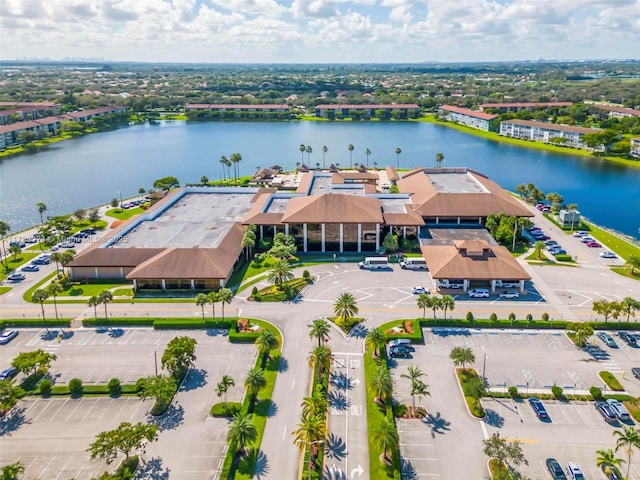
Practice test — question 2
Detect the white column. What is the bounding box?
[375,224,380,251]
[457,217,461,224]
[260,225,264,238]
[190,279,195,290]
[303,224,308,252]
[403,226,407,239]
[490,280,496,293]
[285,224,289,235]
[161,279,166,291]
[321,224,326,252]
[132,279,137,291]
[519,280,525,292]
[463,279,469,292]
[436,217,439,224]
[120,267,124,278]
[357,224,362,252]
[95,267,99,279]
[339,224,344,252]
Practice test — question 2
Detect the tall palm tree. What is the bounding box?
[299,144,306,163]
[138,187,146,200]
[622,296,639,322]
[46,281,64,321]
[195,293,209,320]
[348,144,354,167]
[227,412,257,457]
[32,289,48,322]
[60,250,75,275]
[218,288,234,320]
[308,318,330,347]
[36,202,47,226]
[614,426,640,479]
[411,379,430,409]
[0,219,10,269]
[369,366,393,406]
[596,448,625,478]
[395,147,401,168]
[435,152,445,168]
[230,152,242,183]
[365,148,371,167]
[220,155,228,181]
[306,145,312,163]
[333,292,358,324]
[417,293,432,318]
[220,374,235,406]
[87,295,100,319]
[267,259,294,290]
[440,295,455,320]
[372,417,399,465]
[366,327,387,358]
[534,240,546,260]
[241,229,256,261]
[98,289,113,319]
[207,290,220,319]
[401,365,426,411]
[308,346,332,383]
[292,413,327,456]
[244,367,267,399]
[430,295,443,320]
[301,389,328,419]
[50,251,63,274]
[255,329,279,360]
[322,145,328,168]
[449,346,476,369]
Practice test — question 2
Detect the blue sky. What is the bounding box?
[1,0,639,63]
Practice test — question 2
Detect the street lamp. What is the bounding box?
[116,190,123,209]
[481,346,487,387]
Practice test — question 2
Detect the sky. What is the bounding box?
[1,0,639,63]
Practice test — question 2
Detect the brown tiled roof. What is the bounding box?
[439,105,498,120]
[592,104,640,116]
[296,174,313,193]
[334,172,379,181]
[385,166,399,182]
[421,242,530,281]
[382,210,425,226]
[242,191,281,225]
[69,248,164,267]
[281,194,383,224]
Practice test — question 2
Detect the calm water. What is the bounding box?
[1,120,639,238]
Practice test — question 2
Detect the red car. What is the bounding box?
[586,241,602,248]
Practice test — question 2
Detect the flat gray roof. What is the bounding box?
[428,172,489,194]
[265,196,293,214]
[420,227,497,246]
[380,198,411,213]
[113,192,254,249]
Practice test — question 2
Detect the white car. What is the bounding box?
[499,291,519,299]
[411,286,429,295]
[468,289,490,298]
[580,236,595,243]
[600,251,617,259]
[573,231,588,237]
[566,462,585,480]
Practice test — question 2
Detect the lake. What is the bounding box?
[1,120,639,239]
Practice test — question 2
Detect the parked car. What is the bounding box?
[600,251,617,259]
[32,256,51,265]
[528,226,542,232]
[586,241,602,248]
[6,273,26,282]
[0,367,18,381]
[552,249,568,256]
[0,329,18,345]
[618,332,638,347]
[595,401,618,424]
[534,234,550,241]
[388,339,413,349]
[545,240,558,246]
[499,291,519,299]
[632,367,640,380]
[411,286,429,295]
[389,347,411,358]
[468,289,490,298]
[597,332,617,348]
[580,236,595,243]
[529,397,549,420]
[606,399,631,422]
[9,241,25,249]
[601,464,621,480]
[546,458,568,480]
[21,264,40,272]
[573,231,588,237]
[58,242,75,248]
[566,462,586,480]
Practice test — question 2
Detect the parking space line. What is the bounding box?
[81,398,99,421]
[55,456,75,480]
[37,456,56,479]
[33,399,62,422]
[65,399,84,421]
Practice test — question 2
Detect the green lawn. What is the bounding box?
[105,207,145,221]
[0,286,12,296]
[611,267,640,281]
[1,253,40,281]
[576,222,640,261]
[60,282,131,297]
[23,271,58,302]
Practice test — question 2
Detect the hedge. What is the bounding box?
[0,319,71,329]
[379,319,423,343]
[599,371,624,391]
[44,383,140,396]
[210,402,241,417]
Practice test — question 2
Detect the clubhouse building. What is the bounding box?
[69,167,532,293]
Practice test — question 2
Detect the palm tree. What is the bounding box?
[306,145,312,163]
[220,374,235,406]
[138,187,146,200]
[241,228,256,261]
[348,144,354,167]
[430,295,443,320]
[87,296,100,319]
[200,175,209,186]
[207,290,220,319]
[308,318,330,347]
[50,251,63,274]
[614,426,640,479]
[267,259,294,290]
[0,219,10,269]
[195,293,209,320]
[395,147,401,168]
[365,148,371,167]
[412,379,430,409]
[366,327,387,358]
[98,289,113,319]
[301,388,328,419]
[449,346,476,369]
[308,346,332,383]
[244,367,267,400]
[401,366,427,411]
[440,295,455,320]
[230,152,242,183]
[292,413,327,458]
[372,418,399,465]
[417,293,432,318]
[333,292,359,324]
[322,145,328,168]
[60,250,76,275]
[534,240,546,260]
[46,281,64,321]
[435,152,445,168]
[369,366,393,406]
[37,202,47,226]
[515,184,527,199]
[227,412,257,457]
[0,461,25,480]
[225,157,232,181]
[219,155,228,181]
[622,297,639,322]
[596,448,625,478]
[32,289,48,322]
[255,329,279,360]
[218,288,234,320]
[299,144,306,163]
[401,365,424,384]
[626,255,640,275]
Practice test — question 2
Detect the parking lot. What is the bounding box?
[0,327,257,479]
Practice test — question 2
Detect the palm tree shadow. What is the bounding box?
[0,406,30,437]
[422,411,451,435]
[148,404,185,432]
[327,390,350,411]
[400,458,418,479]
[329,371,352,391]
[237,448,269,477]
[266,356,287,372]
[181,368,207,391]
[348,323,368,338]
[483,408,505,428]
[136,456,170,480]
[325,433,348,460]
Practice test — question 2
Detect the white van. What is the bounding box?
[437,279,464,289]
[358,257,389,270]
[400,258,428,270]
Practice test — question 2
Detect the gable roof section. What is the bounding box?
[421,243,530,281]
[281,194,383,224]
[69,248,164,267]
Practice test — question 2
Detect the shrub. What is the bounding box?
[69,378,83,396]
[302,270,310,281]
[39,378,52,396]
[210,402,241,417]
[108,378,122,396]
[542,312,549,321]
[526,313,533,322]
[551,384,563,399]
[489,313,498,322]
[508,313,516,323]
[466,311,474,322]
[392,403,407,418]
[599,371,624,391]
[555,254,572,262]
[590,386,604,400]
[508,386,519,399]
[251,286,259,299]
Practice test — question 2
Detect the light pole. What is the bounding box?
[153,350,158,376]
[481,346,487,387]
[116,190,123,209]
